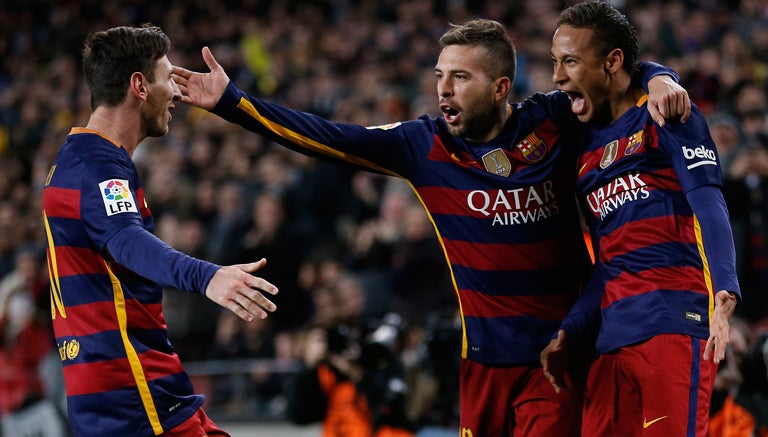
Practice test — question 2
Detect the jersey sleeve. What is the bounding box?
[106,226,220,294]
[686,186,741,300]
[210,82,437,179]
[558,261,603,347]
[80,156,219,294]
[80,157,147,252]
[661,105,724,192]
[635,61,681,91]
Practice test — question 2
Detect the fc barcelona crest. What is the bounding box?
[482,149,511,177]
[515,132,547,163]
[600,140,619,169]
[624,129,644,156]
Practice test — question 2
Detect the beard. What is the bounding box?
[448,101,498,142]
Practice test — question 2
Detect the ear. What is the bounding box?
[494,76,512,102]
[604,48,624,74]
[129,72,148,101]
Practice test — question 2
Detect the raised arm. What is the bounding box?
[172,46,230,109]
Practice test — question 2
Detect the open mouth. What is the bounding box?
[565,91,586,116]
[440,104,461,124]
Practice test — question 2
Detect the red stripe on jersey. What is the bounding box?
[136,188,152,218]
[427,136,465,164]
[445,238,572,271]
[647,167,682,190]
[604,266,706,308]
[417,186,475,216]
[63,359,138,395]
[42,186,80,219]
[52,301,165,337]
[599,215,696,263]
[62,349,182,396]
[461,290,573,319]
[49,246,107,277]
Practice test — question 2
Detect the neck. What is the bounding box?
[606,72,639,123]
[471,102,511,143]
[85,105,144,156]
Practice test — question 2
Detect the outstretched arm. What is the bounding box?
[172,46,231,109]
[107,225,278,322]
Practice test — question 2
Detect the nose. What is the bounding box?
[437,77,452,98]
[552,62,566,87]
[172,79,182,101]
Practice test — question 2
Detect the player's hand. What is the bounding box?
[172,46,230,110]
[647,75,691,127]
[704,290,738,364]
[205,258,278,322]
[540,329,569,393]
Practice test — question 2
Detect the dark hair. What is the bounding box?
[556,0,639,76]
[439,19,517,84]
[82,24,171,109]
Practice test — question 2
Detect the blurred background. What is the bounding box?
[0,0,767,435]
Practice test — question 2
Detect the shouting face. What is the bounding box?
[435,44,502,143]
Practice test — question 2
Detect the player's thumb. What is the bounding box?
[202,46,221,72]
[237,258,268,273]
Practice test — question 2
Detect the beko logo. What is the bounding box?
[682,145,716,169]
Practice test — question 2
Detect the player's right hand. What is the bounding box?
[172,46,230,110]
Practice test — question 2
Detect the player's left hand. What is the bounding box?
[540,329,569,393]
[704,290,739,364]
[205,258,279,322]
[647,75,691,127]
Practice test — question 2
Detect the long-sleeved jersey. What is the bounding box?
[212,82,592,365]
[42,128,220,436]
[565,96,741,355]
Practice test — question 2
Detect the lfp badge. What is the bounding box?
[99,179,139,216]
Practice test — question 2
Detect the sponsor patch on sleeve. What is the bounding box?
[99,179,139,216]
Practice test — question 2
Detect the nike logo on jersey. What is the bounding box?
[643,415,668,428]
[578,161,589,176]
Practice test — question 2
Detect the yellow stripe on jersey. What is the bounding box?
[236,97,400,177]
[407,181,468,359]
[105,261,163,435]
[43,211,67,319]
[636,94,649,107]
[693,215,715,322]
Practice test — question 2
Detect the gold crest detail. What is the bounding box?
[600,140,619,169]
[481,149,512,177]
[66,339,80,360]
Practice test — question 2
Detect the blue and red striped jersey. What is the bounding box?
[42,129,209,436]
[574,96,741,355]
[212,83,593,365]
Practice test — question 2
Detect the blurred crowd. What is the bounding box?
[1,0,767,434]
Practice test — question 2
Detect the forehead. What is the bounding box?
[436,44,490,73]
[552,25,597,57]
[153,55,172,76]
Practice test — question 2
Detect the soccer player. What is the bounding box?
[41,24,279,436]
[541,2,741,436]
[172,19,687,436]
